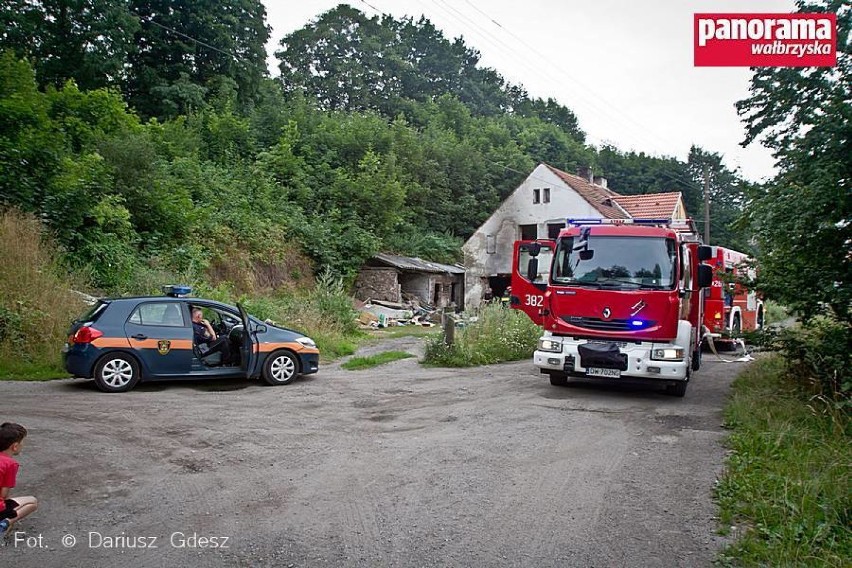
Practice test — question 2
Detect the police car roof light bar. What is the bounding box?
[163,285,193,297]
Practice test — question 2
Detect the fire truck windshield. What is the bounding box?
[551,236,677,289]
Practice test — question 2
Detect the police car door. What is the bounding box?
[125,301,194,377]
[236,303,257,377]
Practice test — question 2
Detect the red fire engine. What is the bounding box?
[703,246,764,338]
[511,218,713,397]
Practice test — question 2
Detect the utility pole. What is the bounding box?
[703,163,711,244]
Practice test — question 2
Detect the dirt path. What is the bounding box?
[0,337,745,567]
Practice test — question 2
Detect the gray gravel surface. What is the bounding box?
[0,336,745,567]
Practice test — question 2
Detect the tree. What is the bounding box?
[514,96,585,143]
[736,0,850,324]
[126,0,270,119]
[0,52,62,210]
[275,6,511,118]
[687,146,752,252]
[0,0,139,91]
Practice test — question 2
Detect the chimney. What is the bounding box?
[576,166,593,183]
[593,176,608,188]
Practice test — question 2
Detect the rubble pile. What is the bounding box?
[355,299,437,328]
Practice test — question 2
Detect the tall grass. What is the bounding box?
[716,355,851,566]
[0,209,86,378]
[423,303,541,367]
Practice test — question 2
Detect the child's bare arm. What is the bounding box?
[0,486,10,499]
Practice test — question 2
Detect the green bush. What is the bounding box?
[423,303,541,367]
[763,300,788,326]
[778,316,851,406]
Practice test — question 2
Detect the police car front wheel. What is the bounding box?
[94,353,141,393]
[262,350,299,385]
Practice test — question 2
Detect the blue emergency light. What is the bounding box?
[163,285,193,297]
[567,218,672,226]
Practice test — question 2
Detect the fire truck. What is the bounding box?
[702,246,764,339]
[511,218,713,397]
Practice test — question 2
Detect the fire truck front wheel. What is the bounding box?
[692,347,702,371]
[666,380,688,397]
[549,373,568,386]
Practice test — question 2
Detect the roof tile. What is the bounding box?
[544,164,630,219]
[613,193,683,219]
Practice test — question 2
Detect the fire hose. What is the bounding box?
[701,325,754,363]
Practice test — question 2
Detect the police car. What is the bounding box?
[63,286,320,392]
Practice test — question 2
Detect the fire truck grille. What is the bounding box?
[561,316,655,331]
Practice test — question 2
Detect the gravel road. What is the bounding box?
[0,336,744,567]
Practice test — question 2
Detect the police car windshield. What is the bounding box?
[551,236,677,289]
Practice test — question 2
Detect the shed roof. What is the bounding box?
[371,253,465,274]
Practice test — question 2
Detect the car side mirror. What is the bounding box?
[526,257,539,281]
[697,245,713,261]
[697,265,713,289]
[255,325,267,334]
[579,249,594,261]
[527,242,541,257]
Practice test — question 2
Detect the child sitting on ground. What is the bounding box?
[0,423,38,534]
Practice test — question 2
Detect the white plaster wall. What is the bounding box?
[462,164,604,309]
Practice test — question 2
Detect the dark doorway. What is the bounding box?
[488,275,511,298]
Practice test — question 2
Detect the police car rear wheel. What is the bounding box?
[94,353,140,393]
[262,350,298,385]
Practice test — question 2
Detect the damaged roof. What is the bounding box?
[371,253,465,274]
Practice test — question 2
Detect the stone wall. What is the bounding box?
[353,267,401,302]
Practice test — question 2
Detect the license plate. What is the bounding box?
[586,367,621,378]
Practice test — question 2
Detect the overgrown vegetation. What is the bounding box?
[0,210,86,378]
[716,356,851,566]
[423,303,540,367]
[0,2,756,292]
[341,351,414,370]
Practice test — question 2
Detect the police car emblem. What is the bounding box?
[602,307,612,319]
[157,340,171,355]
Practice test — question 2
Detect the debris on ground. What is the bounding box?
[356,298,438,328]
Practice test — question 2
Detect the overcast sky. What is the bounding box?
[264,0,798,183]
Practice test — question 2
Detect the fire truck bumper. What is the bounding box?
[534,338,689,381]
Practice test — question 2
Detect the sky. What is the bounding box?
[263,0,799,183]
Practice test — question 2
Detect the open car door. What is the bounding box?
[236,303,257,377]
[511,239,555,325]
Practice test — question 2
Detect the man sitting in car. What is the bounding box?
[191,307,231,365]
